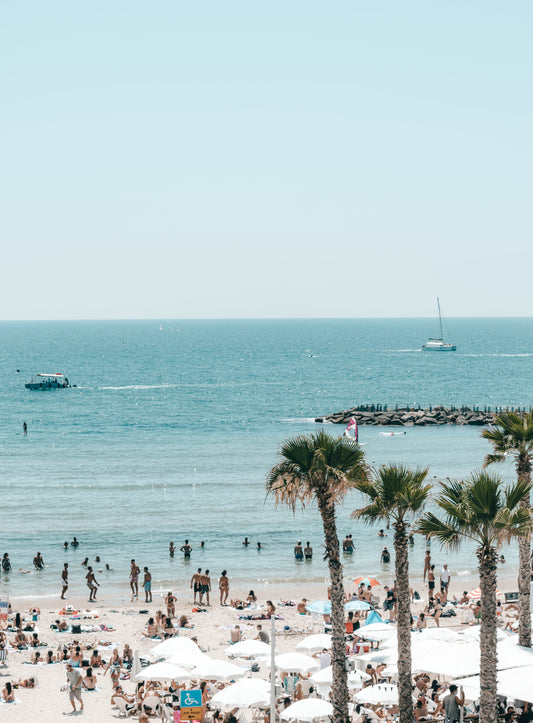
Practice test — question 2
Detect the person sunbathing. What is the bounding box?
[2,681,15,702]
[178,614,193,628]
[69,646,84,667]
[297,599,307,615]
[83,667,97,690]
[53,619,69,631]
[163,617,176,638]
[30,650,42,664]
[142,618,160,638]
[46,650,56,664]
[89,650,103,668]
[29,633,41,648]
[14,677,36,688]
[142,686,161,715]
[11,631,27,649]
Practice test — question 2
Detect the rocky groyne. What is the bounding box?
[315,405,530,427]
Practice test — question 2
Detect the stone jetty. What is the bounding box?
[315,405,526,427]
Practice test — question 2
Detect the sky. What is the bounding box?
[1,2,531,319]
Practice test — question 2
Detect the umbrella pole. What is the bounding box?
[459,686,464,723]
[270,616,276,723]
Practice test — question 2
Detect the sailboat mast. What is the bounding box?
[437,297,444,338]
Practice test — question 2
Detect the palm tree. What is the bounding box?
[482,410,533,647]
[419,472,532,723]
[352,465,431,723]
[266,430,368,723]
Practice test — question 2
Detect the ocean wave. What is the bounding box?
[99,384,180,390]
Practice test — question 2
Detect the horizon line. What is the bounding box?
[0,315,532,322]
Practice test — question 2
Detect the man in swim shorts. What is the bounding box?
[66,663,84,713]
[304,542,313,560]
[143,567,152,603]
[294,541,303,560]
[86,567,99,602]
[181,540,192,558]
[199,569,211,606]
[61,563,68,600]
[191,568,202,604]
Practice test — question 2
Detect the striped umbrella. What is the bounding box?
[467,587,501,600]
[354,576,380,587]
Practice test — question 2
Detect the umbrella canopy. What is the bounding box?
[380,664,398,678]
[210,678,270,711]
[354,577,380,588]
[134,662,191,682]
[312,665,370,688]
[359,623,396,642]
[418,628,461,643]
[467,587,501,600]
[152,636,202,660]
[458,626,507,642]
[345,600,371,612]
[226,640,271,659]
[191,659,246,682]
[296,634,332,653]
[354,684,399,706]
[281,698,333,721]
[273,653,319,674]
[364,611,384,626]
[451,665,533,704]
[306,600,371,615]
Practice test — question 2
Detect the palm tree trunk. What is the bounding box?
[478,545,498,723]
[317,492,349,723]
[517,452,532,647]
[394,521,413,723]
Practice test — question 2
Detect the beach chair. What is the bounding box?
[142,695,161,716]
[115,698,137,717]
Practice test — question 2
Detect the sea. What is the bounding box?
[1,318,532,602]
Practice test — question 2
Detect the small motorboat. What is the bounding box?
[25,373,71,390]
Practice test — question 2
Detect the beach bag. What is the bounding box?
[71,624,82,634]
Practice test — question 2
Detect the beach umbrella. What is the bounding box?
[380,664,398,678]
[467,587,501,600]
[273,653,319,674]
[458,626,507,642]
[345,600,371,612]
[130,650,142,680]
[354,684,398,706]
[280,698,333,721]
[165,650,211,669]
[225,640,271,659]
[359,623,396,642]
[450,665,533,704]
[364,611,384,626]
[151,636,202,660]
[191,658,246,682]
[418,628,460,643]
[210,678,270,711]
[134,661,191,682]
[296,634,332,653]
[354,577,380,588]
[312,665,370,688]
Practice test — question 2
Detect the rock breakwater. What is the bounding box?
[315,405,526,427]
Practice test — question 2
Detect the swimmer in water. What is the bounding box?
[257,542,262,550]
[169,542,175,556]
[242,537,250,547]
[180,540,192,558]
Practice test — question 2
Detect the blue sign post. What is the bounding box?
[180,689,203,721]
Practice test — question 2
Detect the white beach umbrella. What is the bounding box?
[418,628,460,643]
[380,664,398,678]
[458,626,507,642]
[226,640,271,659]
[130,650,142,680]
[296,634,332,653]
[151,636,202,660]
[165,650,211,669]
[354,684,399,706]
[450,665,533,704]
[312,665,370,688]
[134,661,191,682]
[210,678,270,711]
[191,659,246,682]
[280,698,333,721]
[359,623,396,642]
[273,653,319,674]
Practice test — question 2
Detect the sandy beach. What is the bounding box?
[1,572,523,722]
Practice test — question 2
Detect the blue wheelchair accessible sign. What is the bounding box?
[181,690,202,708]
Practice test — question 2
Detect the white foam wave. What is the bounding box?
[100,384,179,390]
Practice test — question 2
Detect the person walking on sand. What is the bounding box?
[423,550,431,581]
[219,570,229,605]
[191,568,202,604]
[61,563,68,600]
[86,567,99,602]
[143,567,152,603]
[202,569,211,606]
[427,564,436,597]
[165,591,177,618]
[66,662,84,713]
[130,559,140,598]
[440,564,451,595]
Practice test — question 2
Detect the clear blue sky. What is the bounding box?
[1,2,531,319]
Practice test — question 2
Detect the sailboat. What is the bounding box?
[422,298,456,351]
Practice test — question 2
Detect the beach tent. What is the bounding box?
[272,653,319,674]
[280,698,333,722]
[296,634,332,653]
[191,659,246,682]
[134,662,191,682]
[225,640,271,659]
[354,684,399,706]
[364,611,384,626]
[210,678,270,711]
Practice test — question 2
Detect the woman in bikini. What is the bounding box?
[104,649,123,690]
[219,570,229,606]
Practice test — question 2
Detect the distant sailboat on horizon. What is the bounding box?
[422,298,456,351]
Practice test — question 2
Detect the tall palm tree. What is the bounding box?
[266,430,368,723]
[352,465,431,723]
[419,472,532,723]
[482,410,533,647]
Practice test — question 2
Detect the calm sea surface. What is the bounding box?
[1,318,532,600]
